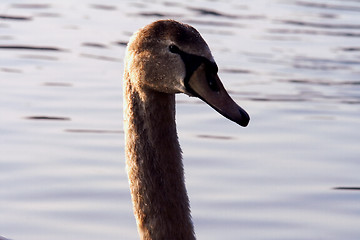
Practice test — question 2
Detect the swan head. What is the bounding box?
[125,20,250,127]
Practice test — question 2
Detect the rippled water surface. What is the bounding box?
[1,1,360,240]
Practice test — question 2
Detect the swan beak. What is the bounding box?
[187,63,250,127]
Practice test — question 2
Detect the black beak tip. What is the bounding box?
[238,108,250,127]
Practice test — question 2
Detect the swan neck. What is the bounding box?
[124,82,195,240]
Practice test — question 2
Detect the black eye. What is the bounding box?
[169,44,180,54]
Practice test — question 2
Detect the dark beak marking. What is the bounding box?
[169,44,219,94]
[169,45,250,127]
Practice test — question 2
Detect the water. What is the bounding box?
[1,0,359,239]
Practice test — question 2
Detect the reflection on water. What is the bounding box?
[1,0,360,240]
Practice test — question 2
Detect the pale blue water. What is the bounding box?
[1,1,360,240]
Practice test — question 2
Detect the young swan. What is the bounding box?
[123,20,249,240]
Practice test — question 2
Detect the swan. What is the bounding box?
[123,20,250,240]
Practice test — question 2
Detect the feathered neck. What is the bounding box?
[123,76,196,240]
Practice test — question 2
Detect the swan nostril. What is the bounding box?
[207,76,219,92]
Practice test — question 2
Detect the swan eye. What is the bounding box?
[169,44,180,54]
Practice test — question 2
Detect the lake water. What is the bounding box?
[1,0,360,240]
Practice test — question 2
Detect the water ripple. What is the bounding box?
[65,129,123,134]
[268,28,360,38]
[279,20,360,30]
[0,15,32,21]
[25,116,71,121]
[295,1,360,12]
[82,42,108,48]
[80,53,121,62]
[90,4,117,11]
[0,45,64,51]
[11,4,51,9]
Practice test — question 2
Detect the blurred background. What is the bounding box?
[0,1,359,240]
